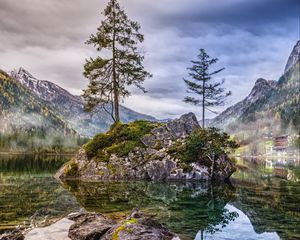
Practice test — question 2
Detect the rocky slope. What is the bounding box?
[211,78,277,129]
[0,69,74,135]
[11,68,156,137]
[210,40,300,131]
[285,40,300,74]
[56,113,236,182]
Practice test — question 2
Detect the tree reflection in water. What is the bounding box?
[62,180,238,239]
[62,165,300,240]
[1,154,300,240]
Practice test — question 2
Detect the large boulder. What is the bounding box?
[145,159,177,181]
[66,210,179,240]
[68,213,116,240]
[213,155,236,181]
[56,113,236,182]
[141,112,200,148]
[22,210,179,240]
[166,112,200,137]
[101,209,179,240]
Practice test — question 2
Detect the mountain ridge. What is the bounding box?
[9,68,157,137]
[211,40,300,133]
[285,40,300,74]
[211,78,277,129]
[0,69,75,135]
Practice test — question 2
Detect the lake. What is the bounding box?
[0,155,300,239]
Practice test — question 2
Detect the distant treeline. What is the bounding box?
[0,131,89,153]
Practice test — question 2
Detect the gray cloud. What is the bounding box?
[0,0,299,119]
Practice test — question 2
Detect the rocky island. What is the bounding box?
[56,113,237,182]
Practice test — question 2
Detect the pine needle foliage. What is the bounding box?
[183,49,231,127]
[83,0,152,122]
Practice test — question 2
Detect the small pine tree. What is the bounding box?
[82,0,152,122]
[183,49,231,128]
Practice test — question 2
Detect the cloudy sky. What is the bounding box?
[0,0,299,119]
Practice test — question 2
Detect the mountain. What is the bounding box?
[0,69,74,135]
[211,40,300,135]
[211,78,277,128]
[284,40,300,74]
[10,68,157,137]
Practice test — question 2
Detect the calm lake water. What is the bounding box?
[0,155,300,240]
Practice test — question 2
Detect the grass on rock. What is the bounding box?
[84,120,162,161]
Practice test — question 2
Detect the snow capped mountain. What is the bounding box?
[0,69,74,135]
[11,68,82,104]
[10,68,156,137]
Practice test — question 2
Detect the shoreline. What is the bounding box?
[234,154,300,161]
[0,151,76,156]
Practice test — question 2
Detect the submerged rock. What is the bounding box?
[56,113,236,182]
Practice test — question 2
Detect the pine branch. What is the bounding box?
[82,0,151,121]
[183,48,231,122]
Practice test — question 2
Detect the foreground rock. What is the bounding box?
[68,213,115,240]
[56,113,236,182]
[25,218,74,240]
[68,209,179,240]
[0,231,24,240]
[18,210,178,240]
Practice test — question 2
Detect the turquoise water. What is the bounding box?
[0,155,300,239]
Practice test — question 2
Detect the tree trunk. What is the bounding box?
[211,155,215,181]
[202,80,205,128]
[207,155,215,181]
[112,0,120,122]
[113,86,119,122]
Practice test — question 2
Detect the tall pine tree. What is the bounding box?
[183,49,231,128]
[82,0,152,122]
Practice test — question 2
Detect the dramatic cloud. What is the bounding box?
[0,0,299,119]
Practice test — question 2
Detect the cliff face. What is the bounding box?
[211,40,300,131]
[211,78,277,129]
[284,40,300,74]
[56,113,236,182]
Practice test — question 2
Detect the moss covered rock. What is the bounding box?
[56,113,237,182]
[84,120,162,160]
[102,209,178,240]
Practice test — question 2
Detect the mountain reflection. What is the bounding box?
[62,166,300,240]
[1,154,300,240]
[62,180,238,239]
